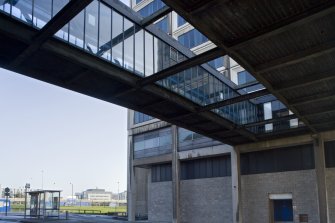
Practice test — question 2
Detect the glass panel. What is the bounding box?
[138,0,165,17]
[177,15,186,27]
[11,0,33,24]
[52,0,68,16]
[144,31,154,76]
[33,0,52,29]
[264,102,273,132]
[123,18,134,71]
[134,28,144,76]
[85,1,99,54]
[154,37,170,73]
[53,0,69,41]
[111,10,123,66]
[0,0,11,14]
[178,29,208,49]
[98,3,112,61]
[155,16,168,33]
[69,10,84,48]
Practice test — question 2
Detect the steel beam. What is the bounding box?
[274,68,335,92]
[255,40,335,74]
[302,106,335,117]
[9,0,93,68]
[139,47,225,86]
[234,80,259,90]
[290,91,335,106]
[199,89,270,112]
[229,4,335,50]
[140,5,172,27]
[242,115,297,128]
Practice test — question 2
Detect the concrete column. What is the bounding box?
[313,135,329,223]
[231,148,242,223]
[172,125,180,223]
[127,135,136,222]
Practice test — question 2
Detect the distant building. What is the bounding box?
[81,189,113,202]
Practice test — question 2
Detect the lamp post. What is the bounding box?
[117,182,120,206]
[24,183,30,219]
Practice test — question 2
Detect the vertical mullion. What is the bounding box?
[97,1,100,56]
[152,36,155,75]
[110,9,113,62]
[83,7,86,49]
[132,25,135,73]
[143,31,146,76]
[122,16,124,67]
[51,0,54,18]
[31,0,35,27]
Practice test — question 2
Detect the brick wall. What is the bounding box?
[241,170,319,223]
[180,177,233,223]
[148,181,173,222]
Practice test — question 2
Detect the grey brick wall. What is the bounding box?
[180,177,233,223]
[135,168,149,216]
[326,168,335,223]
[148,181,173,222]
[241,170,319,223]
[148,177,232,223]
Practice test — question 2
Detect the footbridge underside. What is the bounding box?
[0,0,320,146]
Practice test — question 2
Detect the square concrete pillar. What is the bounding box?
[172,125,180,223]
[313,135,329,223]
[231,148,242,223]
[127,135,136,221]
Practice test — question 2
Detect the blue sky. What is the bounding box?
[0,68,128,196]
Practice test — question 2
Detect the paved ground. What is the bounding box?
[0,213,128,223]
[0,213,169,223]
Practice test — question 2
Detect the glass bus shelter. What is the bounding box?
[24,190,61,219]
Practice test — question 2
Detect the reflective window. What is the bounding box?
[112,10,123,66]
[155,16,168,33]
[33,0,52,29]
[144,31,154,76]
[85,1,99,54]
[134,112,154,124]
[178,128,221,151]
[0,0,11,14]
[133,128,172,159]
[177,15,186,27]
[152,164,172,182]
[208,57,224,69]
[181,156,231,180]
[159,65,239,106]
[134,28,144,76]
[325,141,335,168]
[98,3,112,60]
[53,0,69,41]
[11,0,33,24]
[69,10,85,48]
[154,37,170,73]
[178,29,208,49]
[237,70,262,92]
[138,0,165,17]
[123,18,134,71]
[241,144,314,175]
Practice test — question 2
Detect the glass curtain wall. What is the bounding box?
[133,128,172,158]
